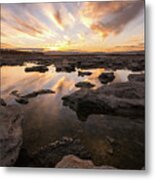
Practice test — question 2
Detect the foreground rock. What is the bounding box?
[0,98,7,106]
[15,137,91,167]
[75,82,95,89]
[78,71,92,77]
[128,74,145,82]
[10,89,55,104]
[98,72,115,84]
[56,155,116,169]
[25,65,48,73]
[0,105,23,166]
[85,115,144,169]
[62,81,144,121]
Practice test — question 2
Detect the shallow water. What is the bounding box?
[1,62,142,166]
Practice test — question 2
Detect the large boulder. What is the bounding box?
[0,105,23,166]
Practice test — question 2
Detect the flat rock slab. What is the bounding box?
[0,105,23,166]
[62,81,144,121]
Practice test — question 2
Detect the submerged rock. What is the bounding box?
[15,98,29,104]
[55,155,116,169]
[25,137,91,167]
[25,65,48,73]
[75,82,95,89]
[21,89,55,99]
[128,74,145,82]
[98,72,115,84]
[0,98,7,106]
[78,71,92,77]
[11,89,55,105]
[62,81,144,121]
[0,105,23,166]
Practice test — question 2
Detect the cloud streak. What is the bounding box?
[1,1,144,52]
[80,1,144,38]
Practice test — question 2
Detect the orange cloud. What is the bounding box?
[80,1,144,38]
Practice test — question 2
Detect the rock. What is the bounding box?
[75,82,95,88]
[78,71,92,77]
[12,89,55,104]
[0,98,7,106]
[25,65,48,73]
[62,81,144,121]
[85,114,144,169]
[21,89,55,99]
[15,98,29,104]
[56,65,75,73]
[98,72,115,84]
[0,105,23,166]
[128,74,145,82]
[10,90,20,97]
[55,155,116,169]
[28,137,91,167]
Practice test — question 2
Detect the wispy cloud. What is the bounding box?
[1,1,144,52]
[80,1,144,38]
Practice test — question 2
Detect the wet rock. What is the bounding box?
[128,74,145,82]
[55,155,116,169]
[62,81,144,121]
[11,89,55,104]
[0,105,23,166]
[56,65,75,73]
[21,89,55,99]
[98,72,115,84]
[0,98,6,106]
[75,82,95,89]
[10,90,20,97]
[15,98,29,104]
[27,137,91,167]
[25,65,48,73]
[78,71,92,77]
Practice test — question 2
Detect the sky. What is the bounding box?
[1,1,144,52]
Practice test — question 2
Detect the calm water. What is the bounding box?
[1,62,138,161]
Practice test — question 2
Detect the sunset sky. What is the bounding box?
[1,1,144,52]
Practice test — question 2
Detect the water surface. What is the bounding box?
[1,62,138,160]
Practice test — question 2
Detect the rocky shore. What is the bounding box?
[0,50,145,169]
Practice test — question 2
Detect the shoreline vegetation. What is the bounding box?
[0,49,145,169]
